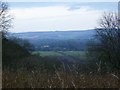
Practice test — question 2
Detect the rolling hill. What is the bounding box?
[10,29,96,51]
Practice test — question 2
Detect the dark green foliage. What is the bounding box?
[10,37,34,51]
[2,38,30,67]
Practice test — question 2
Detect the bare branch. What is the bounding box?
[0,1,13,37]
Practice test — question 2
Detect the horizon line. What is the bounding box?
[11,29,95,33]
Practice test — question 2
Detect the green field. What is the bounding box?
[32,51,87,61]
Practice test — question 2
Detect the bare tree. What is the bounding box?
[95,12,120,72]
[87,12,120,71]
[96,12,120,70]
[0,1,12,38]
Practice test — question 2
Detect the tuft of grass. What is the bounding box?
[2,55,120,88]
[3,64,119,88]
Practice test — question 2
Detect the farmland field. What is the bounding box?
[32,51,88,63]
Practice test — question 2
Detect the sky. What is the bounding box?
[8,2,118,33]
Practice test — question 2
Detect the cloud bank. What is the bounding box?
[6,0,119,2]
[10,5,104,32]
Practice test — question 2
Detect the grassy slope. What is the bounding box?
[3,45,120,88]
[3,64,119,88]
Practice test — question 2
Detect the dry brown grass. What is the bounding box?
[2,67,119,88]
[2,56,120,88]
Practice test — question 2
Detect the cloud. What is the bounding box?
[10,6,103,32]
[6,0,119,2]
[11,6,70,19]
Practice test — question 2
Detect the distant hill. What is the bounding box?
[11,30,96,51]
[12,30,95,40]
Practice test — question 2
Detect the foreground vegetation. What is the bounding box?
[3,55,120,88]
[3,71,119,88]
[2,39,120,88]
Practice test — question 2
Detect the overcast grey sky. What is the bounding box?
[9,2,118,33]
